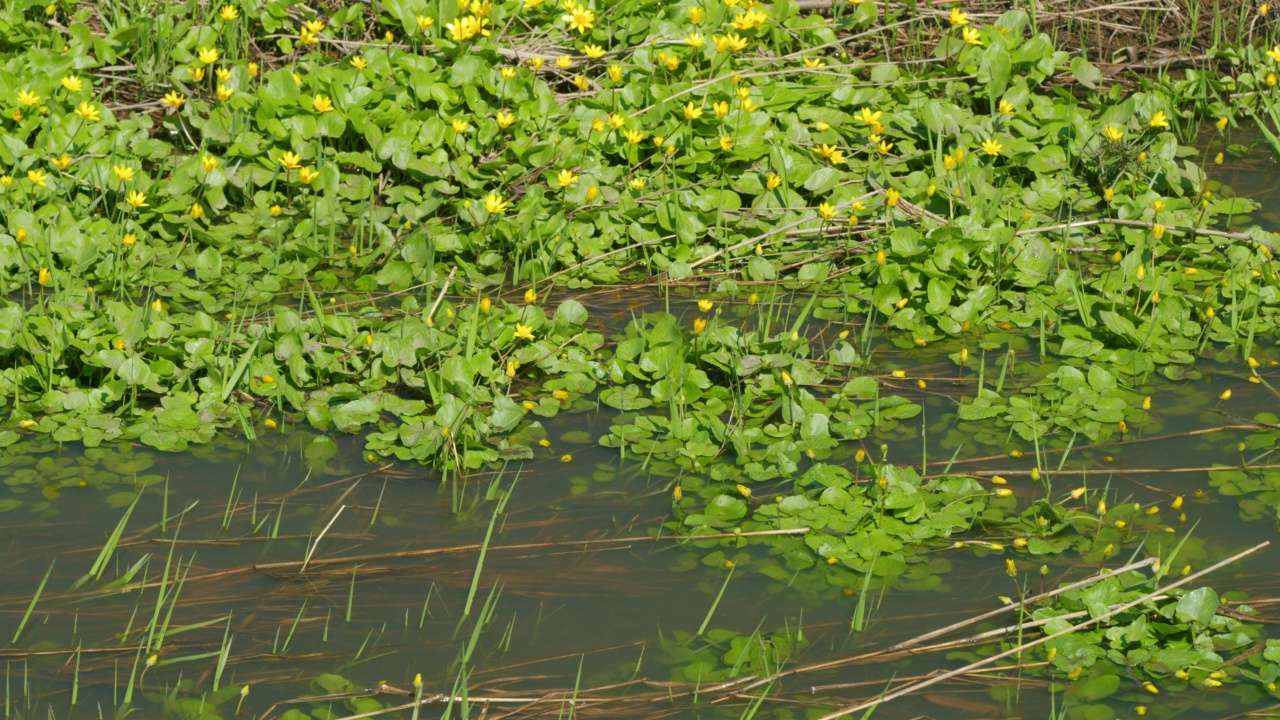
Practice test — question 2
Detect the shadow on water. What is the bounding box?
[5,152,1280,720]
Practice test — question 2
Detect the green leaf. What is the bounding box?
[1070,56,1102,88]
[1074,674,1119,702]
[1174,587,1219,627]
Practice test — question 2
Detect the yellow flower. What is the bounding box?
[556,169,578,189]
[500,66,518,81]
[312,95,334,113]
[17,90,39,106]
[719,135,734,150]
[298,166,319,184]
[856,108,882,128]
[589,118,604,132]
[162,91,185,108]
[152,297,163,313]
[514,323,535,339]
[351,56,369,69]
[573,75,590,91]
[586,186,598,201]
[886,188,900,207]
[496,110,515,128]
[483,192,509,214]
[561,453,573,463]
[524,287,538,303]
[803,57,823,68]
[767,173,781,189]
[686,32,704,48]
[725,32,748,51]
[1263,2,1272,14]
[74,102,100,122]
[1102,125,1123,142]
[279,152,302,170]
[982,137,1003,156]
[27,168,46,187]
[817,202,837,220]
[47,154,71,171]
[13,227,25,242]
[623,128,644,144]
[270,205,282,216]
[962,26,983,44]
[693,317,707,334]
[191,203,204,219]
[216,84,234,102]
[122,233,136,247]
[201,155,218,173]
[555,55,572,69]
[1149,110,1170,128]
[191,66,206,82]
[417,14,435,31]
[37,267,50,286]
[1152,223,1165,239]
[629,177,646,189]
[731,8,768,29]
[1270,72,1278,87]
[608,64,623,82]
[445,15,487,41]
[247,62,259,77]
[1217,116,1229,130]
[877,139,893,155]
[126,190,148,208]
[949,7,968,25]
[1005,558,1016,577]
[198,47,220,64]
[1269,45,1280,62]
[997,99,1015,115]
[713,34,731,52]
[682,102,703,121]
[220,5,239,20]
[563,5,595,32]
[60,75,83,92]
[112,164,133,182]
[215,67,232,83]
[583,43,605,59]
[689,5,704,22]
[697,299,714,312]
[713,101,729,119]
[1220,388,1232,400]
[1104,186,1114,201]
[451,118,470,133]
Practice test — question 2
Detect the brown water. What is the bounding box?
[3,146,1280,720]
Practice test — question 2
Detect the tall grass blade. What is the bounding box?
[11,560,54,644]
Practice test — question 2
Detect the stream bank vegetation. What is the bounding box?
[3,0,1280,715]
